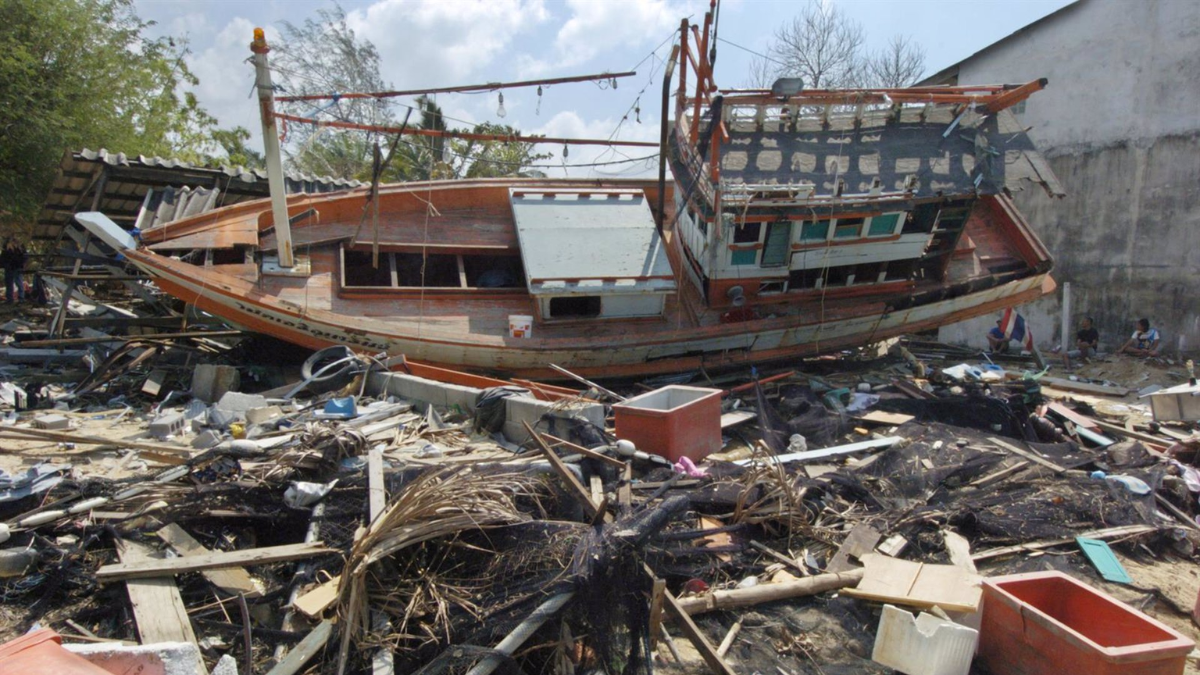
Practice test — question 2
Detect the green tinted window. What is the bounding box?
[869,213,901,236]
[800,221,828,241]
[731,249,758,266]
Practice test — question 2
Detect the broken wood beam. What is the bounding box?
[661,587,736,675]
[523,421,600,520]
[987,437,1067,474]
[265,619,333,675]
[672,569,865,616]
[117,538,198,648]
[97,542,333,582]
[543,433,626,468]
[972,525,1159,562]
[0,426,193,456]
[18,330,243,348]
[156,523,261,598]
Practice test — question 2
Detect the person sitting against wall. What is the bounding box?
[1062,316,1100,367]
[986,320,1012,354]
[1117,318,1161,357]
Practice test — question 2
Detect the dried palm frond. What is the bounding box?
[335,466,541,675]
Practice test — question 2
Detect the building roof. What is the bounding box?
[918,0,1085,86]
[35,148,362,242]
[510,189,676,297]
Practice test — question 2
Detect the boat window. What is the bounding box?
[834,217,864,239]
[343,250,394,287]
[758,280,786,295]
[730,249,758,266]
[211,247,247,265]
[886,259,918,281]
[463,255,524,288]
[868,213,901,237]
[799,220,829,242]
[903,203,940,234]
[732,222,761,243]
[394,252,460,288]
[853,262,883,284]
[761,221,791,267]
[823,265,853,286]
[788,266,822,290]
[549,296,601,318]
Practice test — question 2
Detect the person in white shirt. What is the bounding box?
[1117,318,1161,357]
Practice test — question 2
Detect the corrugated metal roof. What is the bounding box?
[35,148,362,241]
[511,189,676,297]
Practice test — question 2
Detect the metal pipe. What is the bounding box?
[251,28,294,268]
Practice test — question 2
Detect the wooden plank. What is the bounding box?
[1045,402,1100,431]
[543,433,626,468]
[589,475,603,507]
[942,530,977,574]
[368,447,387,523]
[618,462,632,509]
[524,421,599,519]
[157,523,261,598]
[987,437,1066,474]
[842,553,981,613]
[1041,376,1132,397]
[1090,420,1171,454]
[661,587,737,675]
[117,539,198,647]
[719,410,756,429]
[98,542,332,581]
[972,524,1159,562]
[826,524,882,573]
[733,436,903,466]
[856,411,915,426]
[293,575,341,618]
[266,619,333,675]
[647,578,666,649]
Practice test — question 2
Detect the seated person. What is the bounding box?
[1117,318,1160,357]
[986,320,1011,353]
[1062,316,1100,367]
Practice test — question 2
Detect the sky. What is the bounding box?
[136,0,1075,178]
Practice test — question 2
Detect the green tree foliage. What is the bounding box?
[0,0,231,234]
[274,11,548,183]
[211,127,265,171]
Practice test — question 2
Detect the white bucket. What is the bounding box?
[508,315,533,339]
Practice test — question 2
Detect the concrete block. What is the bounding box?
[65,640,206,675]
[505,396,604,429]
[214,391,267,414]
[191,429,222,449]
[32,414,70,430]
[441,383,481,412]
[149,412,186,440]
[245,405,283,425]
[190,364,240,404]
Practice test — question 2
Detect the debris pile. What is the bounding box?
[1,291,1199,675]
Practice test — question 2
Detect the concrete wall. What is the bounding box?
[937,0,1200,354]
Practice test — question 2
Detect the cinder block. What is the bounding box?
[149,412,186,440]
[191,364,240,403]
[32,414,70,430]
[192,429,223,449]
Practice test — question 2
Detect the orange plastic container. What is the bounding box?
[979,571,1194,675]
[612,385,722,463]
[0,628,111,675]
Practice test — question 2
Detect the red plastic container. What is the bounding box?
[979,571,1194,675]
[612,385,722,463]
[0,628,111,675]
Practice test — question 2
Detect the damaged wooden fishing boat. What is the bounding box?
[77,17,1063,380]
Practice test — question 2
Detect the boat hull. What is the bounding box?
[126,248,1054,380]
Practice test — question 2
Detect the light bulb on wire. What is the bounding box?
[497,92,506,118]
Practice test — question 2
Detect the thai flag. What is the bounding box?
[1000,308,1034,351]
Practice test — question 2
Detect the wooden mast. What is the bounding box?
[251,28,294,269]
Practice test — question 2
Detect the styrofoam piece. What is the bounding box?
[74,212,137,252]
[872,604,978,675]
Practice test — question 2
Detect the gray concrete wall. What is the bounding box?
[937,0,1200,355]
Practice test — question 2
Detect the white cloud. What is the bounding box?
[519,0,701,76]
[185,18,282,147]
[531,110,660,178]
[346,0,549,88]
